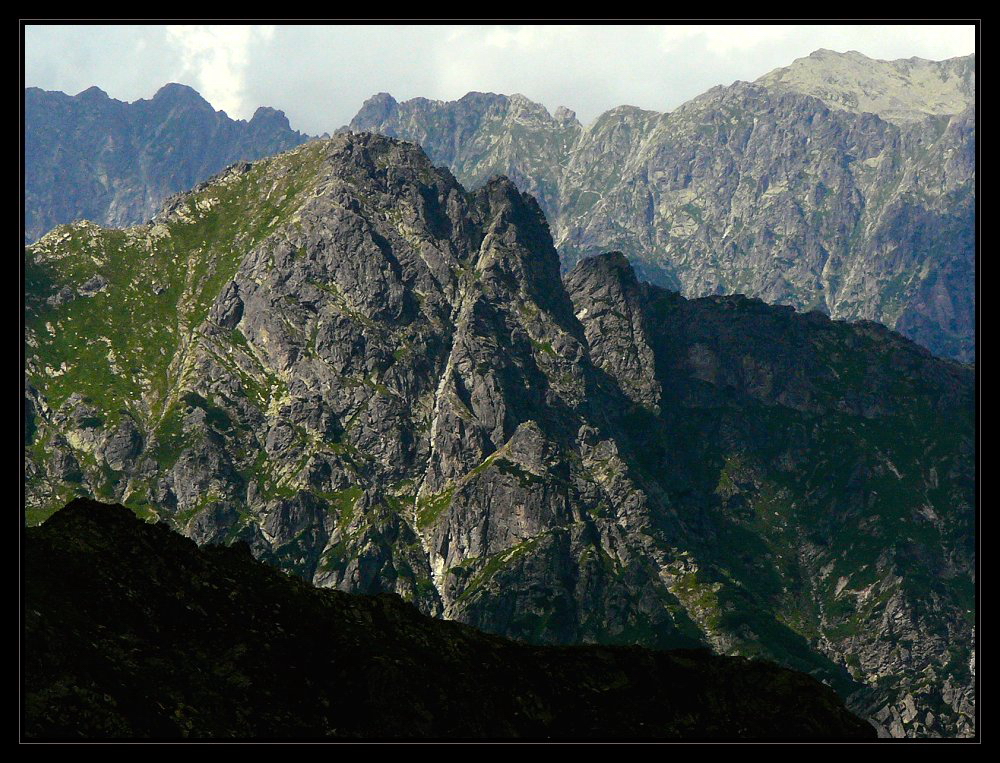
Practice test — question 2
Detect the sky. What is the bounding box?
[22,23,977,135]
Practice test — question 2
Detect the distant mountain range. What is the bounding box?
[25,132,975,737]
[24,49,975,362]
[24,83,310,244]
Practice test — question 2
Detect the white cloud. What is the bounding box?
[658,24,790,55]
[163,25,275,119]
[701,25,792,55]
[482,25,546,50]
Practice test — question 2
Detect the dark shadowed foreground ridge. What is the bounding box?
[24,499,876,740]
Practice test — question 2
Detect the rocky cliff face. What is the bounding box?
[25,498,876,739]
[349,51,976,362]
[24,83,310,244]
[24,133,975,737]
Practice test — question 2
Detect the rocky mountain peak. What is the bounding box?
[353,91,400,125]
[150,82,211,108]
[471,175,573,318]
[554,105,577,124]
[565,252,660,409]
[249,106,293,131]
[76,85,110,101]
[475,173,547,225]
[568,250,637,287]
[458,91,507,104]
[507,93,555,120]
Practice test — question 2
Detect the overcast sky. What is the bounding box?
[23,23,977,135]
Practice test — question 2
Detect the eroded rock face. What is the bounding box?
[24,133,975,737]
[349,52,975,362]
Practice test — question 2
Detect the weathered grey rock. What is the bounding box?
[210,281,244,329]
[102,415,143,471]
[77,274,108,297]
[48,437,83,483]
[757,48,975,124]
[46,286,76,307]
[563,251,660,410]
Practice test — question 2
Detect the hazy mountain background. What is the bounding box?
[24,50,976,362]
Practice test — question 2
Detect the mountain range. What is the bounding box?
[24,49,976,362]
[24,131,975,737]
[24,83,310,244]
[349,50,976,363]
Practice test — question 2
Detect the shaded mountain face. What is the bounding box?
[24,498,876,740]
[348,52,976,362]
[24,83,310,244]
[24,133,974,738]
